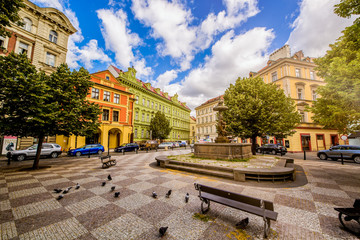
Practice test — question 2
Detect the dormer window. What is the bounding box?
[105,75,110,80]
[22,17,32,32]
[49,30,58,44]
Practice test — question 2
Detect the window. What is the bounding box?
[49,30,58,44]
[46,52,56,67]
[91,88,99,99]
[142,113,145,121]
[310,71,315,80]
[135,129,138,138]
[141,129,144,138]
[209,116,212,122]
[147,114,149,122]
[103,91,110,101]
[106,76,110,80]
[151,102,154,108]
[114,94,120,104]
[297,88,303,99]
[299,111,305,122]
[147,100,150,107]
[142,98,145,105]
[155,103,158,110]
[159,104,161,111]
[312,89,317,101]
[113,111,119,122]
[136,96,139,104]
[22,17,32,32]
[18,42,28,55]
[271,72,277,82]
[102,109,109,121]
[135,111,138,120]
[295,68,301,78]
[0,36,5,48]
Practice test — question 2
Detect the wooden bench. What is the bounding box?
[194,183,278,238]
[100,155,116,169]
[334,199,360,235]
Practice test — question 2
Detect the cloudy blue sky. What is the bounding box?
[31,0,354,113]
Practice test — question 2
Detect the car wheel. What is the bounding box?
[98,150,102,155]
[75,152,81,157]
[121,149,124,153]
[50,152,58,158]
[257,149,261,153]
[353,156,360,164]
[318,153,327,160]
[272,150,277,155]
[16,154,26,161]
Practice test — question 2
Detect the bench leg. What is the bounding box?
[201,199,210,214]
[102,163,108,169]
[338,212,360,235]
[263,218,271,238]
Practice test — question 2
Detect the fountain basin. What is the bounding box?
[194,143,252,160]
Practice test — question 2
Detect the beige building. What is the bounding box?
[250,45,341,152]
[0,0,76,150]
[0,0,76,74]
[195,95,223,142]
[189,116,196,144]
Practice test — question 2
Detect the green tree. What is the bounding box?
[0,0,24,38]
[0,53,100,169]
[223,77,301,155]
[150,111,172,141]
[310,0,360,134]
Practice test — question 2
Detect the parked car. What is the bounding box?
[115,143,139,153]
[68,144,104,157]
[158,142,174,149]
[138,140,159,150]
[172,142,180,148]
[256,144,287,155]
[317,145,360,163]
[7,143,62,161]
[177,141,187,147]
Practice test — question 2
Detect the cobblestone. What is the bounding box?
[0,221,17,240]
[7,179,39,187]
[12,198,62,219]
[8,186,47,199]
[65,196,109,216]
[0,200,11,211]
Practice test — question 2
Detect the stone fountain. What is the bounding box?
[194,100,252,160]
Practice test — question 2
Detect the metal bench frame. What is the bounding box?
[334,199,360,235]
[194,183,278,238]
[100,155,116,168]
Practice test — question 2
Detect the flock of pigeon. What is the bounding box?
[53,174,249,237]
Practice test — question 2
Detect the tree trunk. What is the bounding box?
[32,134,44,169]
[251,135,257,155]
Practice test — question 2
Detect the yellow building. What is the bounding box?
[250,45,341,152]
[56,70,134,151]
[195,95,223,142]
[189,116,196,144]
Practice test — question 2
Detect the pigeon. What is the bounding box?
[57,194,64,200]
[185,193,189,203]
[152,191,157,198]
[107,174,112,181]
[53,188,62,193]
[114,192,120,197]
[102,181,106,186]
[111,186,115,191]
[62,187,72,194]
[75,183,80,189]
[165,190,172,198]
[236,217,249,229]
[159,226,168,237]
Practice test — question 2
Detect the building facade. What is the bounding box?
[108,66,191,142]
[189,116,196,144]
[250,45,341,152]
[0,0,76,152]
[56,70,134,151]
[195,95,223,142]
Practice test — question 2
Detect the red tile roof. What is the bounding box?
[199,95,223,107]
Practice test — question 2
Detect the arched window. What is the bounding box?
[49,30,58,43]
[22,17,32,32]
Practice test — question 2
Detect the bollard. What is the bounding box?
[7,155,11,165]
[136,149,138,154]
[341,153,344,165]
[123,150,125,155]
[146,148,148,153]
[156,147,158,152]
[303,150,306,160]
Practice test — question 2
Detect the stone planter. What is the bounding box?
[194,143,252,160]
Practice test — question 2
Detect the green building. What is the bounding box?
[108,66,191,142]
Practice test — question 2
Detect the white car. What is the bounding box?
[158,142,174,149]
[7,143,62,161]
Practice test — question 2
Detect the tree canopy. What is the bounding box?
[223,77,301,154]
[0,0,24,38]
[149,111,172,141]
[310,0,360,134]
[0,52,100,169]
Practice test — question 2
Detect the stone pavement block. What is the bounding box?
[311,186,349,198]
[274,194,317,212]
[7,179,40,187]
[0,187,8,194]
[41,177,70,186]
[91,213,152,240]
[12,198,62,219]
[114,193,154,211]
[8,186,47,199]
[0,221,17,240]
[0,199,11,211]
[65,196,109,216]
[160,179,190,190]
[127,181,156,192]
[133,173,157,181]
[133,200,177,225]
[277,205,321,232]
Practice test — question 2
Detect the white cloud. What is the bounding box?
[96,8,152,78]
[153,70,178,89]
[132,0,260,71]
[31,0,111,70]
[287,0,355,57]
[175,27,274,112]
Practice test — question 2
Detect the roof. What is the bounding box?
[190,116,196,121]
[348,132,360,139]
[110,65,190,111]
[197,95,223,108]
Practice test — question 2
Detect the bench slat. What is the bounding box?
[199,185,274,211]
[201,192,278,221]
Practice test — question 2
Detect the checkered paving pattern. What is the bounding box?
[0,150,359,239]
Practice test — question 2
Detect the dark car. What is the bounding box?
[257,144,287,155]
[317,145,360,163]
[115,143,139,153]
[68,144,104,157]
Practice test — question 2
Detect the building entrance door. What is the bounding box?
[331,135,339,146]
[301,135,311,151]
